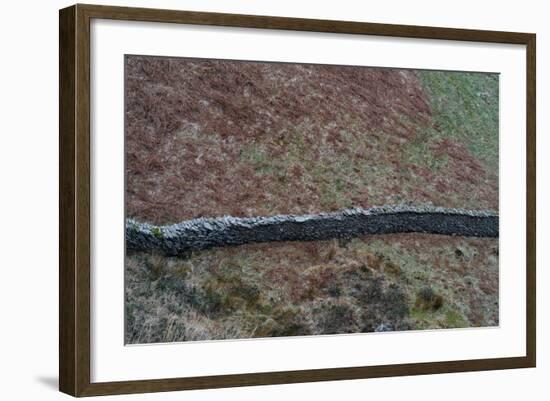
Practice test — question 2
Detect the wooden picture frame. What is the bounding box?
[59,3,536,397]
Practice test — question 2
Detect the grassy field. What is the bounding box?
[125,56,499,343]
[126,234,498,343]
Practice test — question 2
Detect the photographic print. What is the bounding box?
[124,55,499,344]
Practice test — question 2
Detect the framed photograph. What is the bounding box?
[59,4,536,397]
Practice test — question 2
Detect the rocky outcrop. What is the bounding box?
[126,205,498,256]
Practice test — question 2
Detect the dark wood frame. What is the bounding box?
[59,3,536,397]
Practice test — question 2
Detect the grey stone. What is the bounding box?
[375,324,394,332]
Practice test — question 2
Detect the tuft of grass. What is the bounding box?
[444,309,469,328]
[415,286,444,311]
[151,227,164,239]
[312,300,359,334]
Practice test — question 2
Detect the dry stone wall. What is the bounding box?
[126,205,498,256]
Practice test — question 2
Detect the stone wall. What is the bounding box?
[126,205,498,256]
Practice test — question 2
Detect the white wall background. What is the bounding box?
[0,0,546,399]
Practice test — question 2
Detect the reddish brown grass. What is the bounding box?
[125,56,497,225]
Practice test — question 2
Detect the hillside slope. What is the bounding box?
[125,57,498,225]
